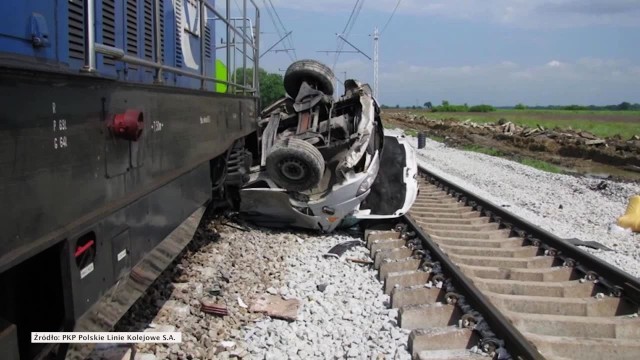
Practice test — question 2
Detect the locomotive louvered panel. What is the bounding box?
[175,0,183,67]
[159,0,165,63]
[126,0,139,69]
[143,0,153,61]
[68,0,85,60]
[102,0,117,65]
[204,25,212,59]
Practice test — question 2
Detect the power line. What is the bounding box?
[267,0,297,60]
[381,0,402,34]
[261,0,295,61]
[333,0,360,69]
[333,0,365,69]
[341,0,360,35]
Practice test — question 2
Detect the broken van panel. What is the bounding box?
[239,60,418,232]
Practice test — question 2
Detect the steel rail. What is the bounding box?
[418,166,640,305]
[406,164,640,358]
[402,214,544,360]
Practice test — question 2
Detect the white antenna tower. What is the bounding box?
[373,27,379,99]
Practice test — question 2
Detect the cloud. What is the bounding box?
[536,0,640,15]
[268,0,640,27]
[375,58,640,106]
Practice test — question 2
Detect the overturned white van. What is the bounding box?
[239,60,418,232]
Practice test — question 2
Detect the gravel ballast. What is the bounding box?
[388,128,640,278]
[105,221,410,360]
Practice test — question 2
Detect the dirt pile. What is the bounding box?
[385,112,640,178]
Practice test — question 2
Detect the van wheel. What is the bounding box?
[284,60,336,98]
[266,138,325,191]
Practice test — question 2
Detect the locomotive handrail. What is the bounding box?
[94,43,255,91]
[82,0,260,94]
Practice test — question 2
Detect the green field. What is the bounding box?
[401,109,640,138]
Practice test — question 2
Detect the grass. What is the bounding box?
[427,134,445,142]
[498,109,640,116]
[404,109,640,138]
[404,128,419,137]
[462,144,503,156]
[519,158,562,173]
[462,144,562,173]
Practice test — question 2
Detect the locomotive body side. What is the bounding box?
[0,1,259,359]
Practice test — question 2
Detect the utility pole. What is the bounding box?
[373,27,379,99]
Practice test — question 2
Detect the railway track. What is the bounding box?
[367,166,640,359]
[99,165,640,360]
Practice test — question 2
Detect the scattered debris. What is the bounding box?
[157,300,190,318]
[249,294,301,321]
[208,284,222,296]
[565,238,612,251]
[221,221,250,232]
[216,341,236,353]
[266,287,278,295]
[347,257,374,265]
[385,112,640,180]
[608,224,632,236]
[317,284,328,292]
[501,122,516,134]
[323,240,364,257]
[585,139,606,146]
[144,324,175,333]
[237,296,248,309]
[219,271,231,283]
[579,131,597,140]
[200,298,228,316]
[558,204,563,210]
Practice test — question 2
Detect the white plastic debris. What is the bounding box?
[237,296,248,309]
[608,223,632,235]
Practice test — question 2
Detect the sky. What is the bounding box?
[249,0,640,106]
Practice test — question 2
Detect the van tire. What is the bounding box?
[284,60,336,98]
[266,138,325,191]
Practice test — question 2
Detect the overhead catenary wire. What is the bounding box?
[267,0,297,60]
[332,0,365,70]
[381,0,402,34]
[333,0,360,66]
[261,0,295,61]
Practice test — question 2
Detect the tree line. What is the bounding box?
[513,102,639,111]
[380,101,496,113]
[379,101,640,112]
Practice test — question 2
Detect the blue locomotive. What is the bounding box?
[0,1,260,359]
